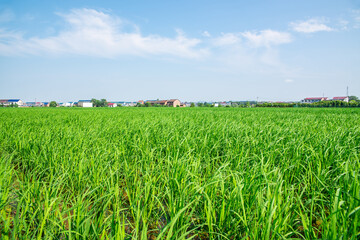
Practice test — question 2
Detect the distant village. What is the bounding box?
[0,96,359,108]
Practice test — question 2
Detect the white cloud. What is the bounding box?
[353,9,360,20]
[0,8,295,76]
[285,79,294,83]
[212,33,241,46]
[0,8,207,58]
[202,31,211,37]
[352,10,360,29]
[337,19,349,30]
[205,32,295,78]
[290,19,333,33]
[242,30,292,48]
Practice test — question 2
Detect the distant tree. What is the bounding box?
[91,98,98,107]
[100,99,107,107]
[349,100,360,107]
[349,96,359,102]
[137,103,145,107]
[198,103,204,107]
[190,103,195,107]
[145,102,151,107]
[8,103,18,108]
[49,101,57,107]
[91,98,107,107]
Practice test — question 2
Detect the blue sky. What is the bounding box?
[0,0,359,102]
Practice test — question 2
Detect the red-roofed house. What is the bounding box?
[145,99,181,107]
[166,99,181,107]
[302,97,328,103]
[332,96,349,102]
[107,102,117,107]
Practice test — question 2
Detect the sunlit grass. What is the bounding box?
[0,107,359,239]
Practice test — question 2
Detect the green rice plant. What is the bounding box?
[0,107,359,239]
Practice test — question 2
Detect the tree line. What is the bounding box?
[255,96,360,108]
[2,96,359,108]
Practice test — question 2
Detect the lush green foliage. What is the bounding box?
[91,98,108,107]
[0,104,18,108]
[0,108,359,239]
[298,100,360,108]
[256,100,360,108]
[49,101,58,107]
[349,96,359,102]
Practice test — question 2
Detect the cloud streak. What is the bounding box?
[0,9,208,58]
[352,9,360,29]
[290,19,333,33]
[212,30,292,49]
[212,33,241,46]
[0,7,298,78]
[242,30,292,47]
[0,8,297,59]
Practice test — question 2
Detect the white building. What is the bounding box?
[61,102,75,107]
[0,99,24,106]
[78,100,93,107]
[124,102,137,107]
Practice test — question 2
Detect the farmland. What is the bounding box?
[0,108,359,239]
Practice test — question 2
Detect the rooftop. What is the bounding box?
[0,99,20,102]
[304,97,327,100]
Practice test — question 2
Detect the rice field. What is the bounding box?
[0,107,359,239]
